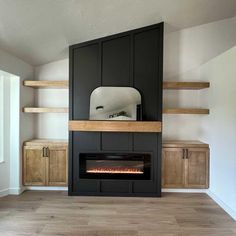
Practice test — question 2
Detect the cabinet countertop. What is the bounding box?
[24,139,68,146]
[163,140,209,148]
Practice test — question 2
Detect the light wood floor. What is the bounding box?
[0,191,235,236]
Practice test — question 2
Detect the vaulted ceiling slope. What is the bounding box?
[0,0,235,66]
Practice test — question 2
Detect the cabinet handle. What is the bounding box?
[42,147,46,157]
[186,149,189,159]
[46,147,50,157]
[182,149,185,159]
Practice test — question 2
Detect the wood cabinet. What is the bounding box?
[23,146,47,186]
[46,146,68,186]
[162,148,185,188]
[23,140,68,186]
[162,141,209,189]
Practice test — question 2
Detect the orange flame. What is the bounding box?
[87,167,143,174]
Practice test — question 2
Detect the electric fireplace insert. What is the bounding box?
[79,153,151,180]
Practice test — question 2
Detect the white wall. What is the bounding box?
[163,16,236,140]
[0,73,10,195]
[0,48,34,196]
[34,59,68,139]
[199,47,236,219]
[163,16,236,219]
[0,77,4,163]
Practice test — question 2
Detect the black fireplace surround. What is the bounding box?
[69,22,163,196]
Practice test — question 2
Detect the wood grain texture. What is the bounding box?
[0,191,235,236]
[163,108,209,114]
[163,81,210,90]
[23,107,69,113]
[23,147,46,186]
[185,148,209,188]
[162,148,185,188]
[163,140,209,148]
[47,147,68,186]
[23,142,68,187]
[23,80,68,88]
[162,144,209,189]
[69,120,162,132]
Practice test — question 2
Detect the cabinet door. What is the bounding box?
[47,147,68,186]
[185,148,209,188]
[23,146,46,186]
[162,148,185,188]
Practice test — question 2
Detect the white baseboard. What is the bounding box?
[207,190,236,221]
[0,188,9,197]
[0,187,25,197]
[9,187,24,195]
[25,186,68,191]
[162,188,207,193]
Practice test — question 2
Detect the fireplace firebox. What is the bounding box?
[80,153,151,180]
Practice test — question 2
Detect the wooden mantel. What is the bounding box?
[69,120,162,133]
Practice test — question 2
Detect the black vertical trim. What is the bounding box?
[130,33,135,152]
[157,22,164,121]
[157,22,164,197]
[99,41,103,152]
[68,46,74,195]
[130,33,134,87]
[99,41,103,85]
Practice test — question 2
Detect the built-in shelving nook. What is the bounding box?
[163,81,210,115]
[22,80,69,187]
[23,80,69,114]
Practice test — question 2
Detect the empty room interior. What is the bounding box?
[0,0,236,235]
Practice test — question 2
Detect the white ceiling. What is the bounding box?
[0,0,235,66]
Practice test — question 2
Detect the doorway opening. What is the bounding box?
[0,70,20,195]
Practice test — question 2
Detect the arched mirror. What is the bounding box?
[89,87,142,120]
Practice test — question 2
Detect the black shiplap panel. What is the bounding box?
[133,133,158,151]
[134,28,161,121]
[75,179,99,193]
[73,44,100,119]
[133,180,157,193]
[102,36,130,86]
[101,133,132,151]
[100,181,130,193]
[73,132,100,151]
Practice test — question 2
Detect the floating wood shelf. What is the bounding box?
[163,82,210,90]
[69,120,162,133]
[23,80,68,88]
[163,108,209,115]
[23,107,69,113]
[23,80,210,90]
